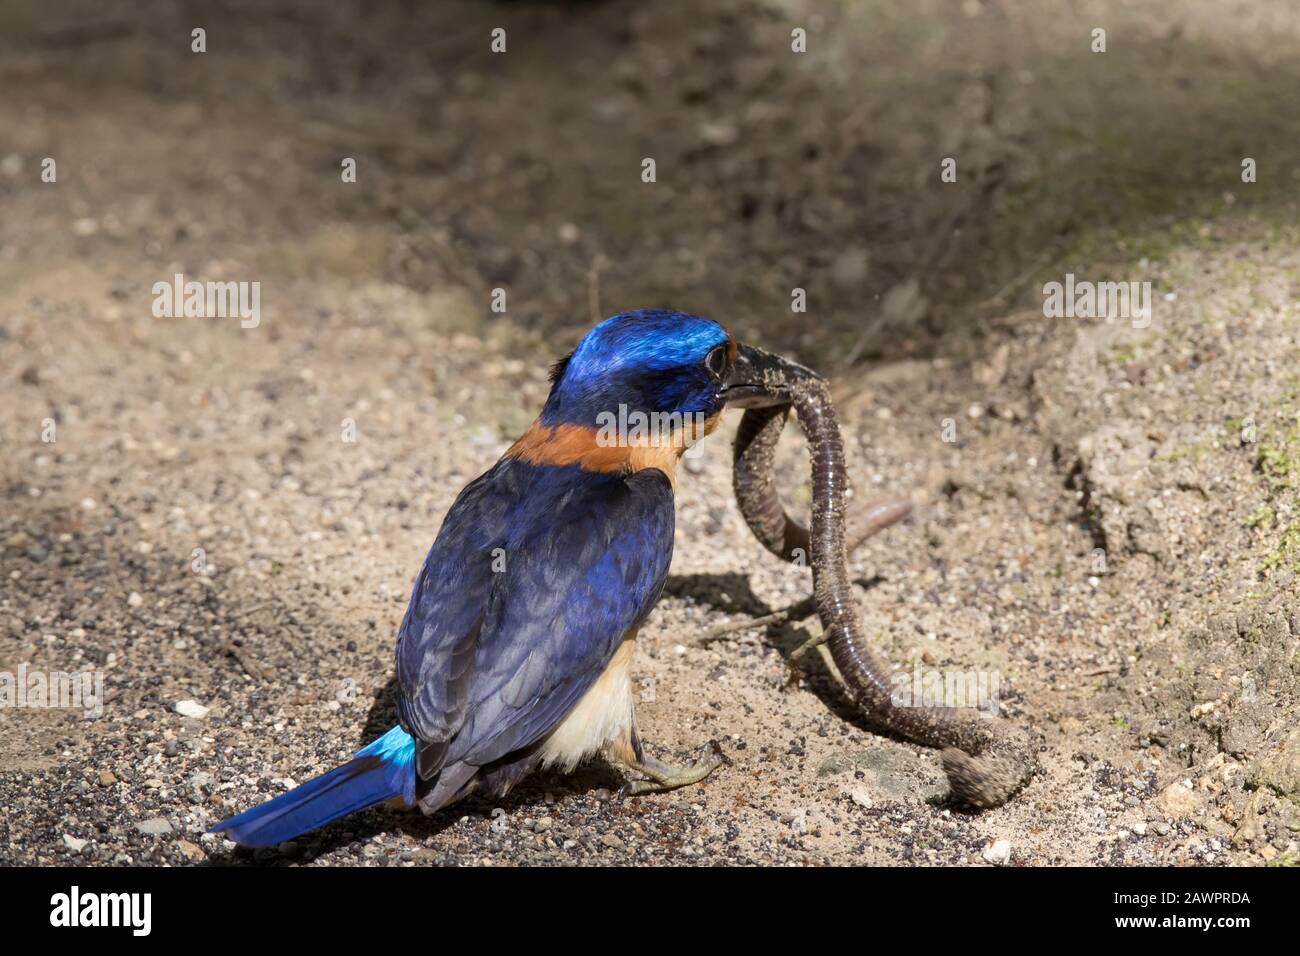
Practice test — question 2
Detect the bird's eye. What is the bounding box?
[705,344,728,378]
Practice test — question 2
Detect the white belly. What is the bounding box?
[539,638,636,772]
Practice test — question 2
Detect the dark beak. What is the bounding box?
[722,343,822,407]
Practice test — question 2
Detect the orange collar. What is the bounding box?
[505,413,721,487]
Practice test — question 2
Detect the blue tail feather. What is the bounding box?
[211,726,417,848]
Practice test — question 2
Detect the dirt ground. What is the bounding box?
[2,0,1299,866]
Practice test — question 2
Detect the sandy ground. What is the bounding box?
[2,0,1299,866]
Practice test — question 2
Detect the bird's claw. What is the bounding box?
[616,742,724,797]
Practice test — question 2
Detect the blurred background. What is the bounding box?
[3,0,1300,866]
[4,0,1298,361]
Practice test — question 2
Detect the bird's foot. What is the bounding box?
[614,743,723,797]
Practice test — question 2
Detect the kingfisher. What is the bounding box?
[212,308,798,847]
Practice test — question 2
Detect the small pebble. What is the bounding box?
[136,818,173,837]
[174,700,210,719]
[982,839,1012,865]
[63,834,88,852]
[175,840,207,862]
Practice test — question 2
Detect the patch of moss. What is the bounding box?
[1261,521,1300,574]
[1259,424,1300,496]
[1154,428,1224,464]
[1244,505,1271,529]
[1249,381,1300,574]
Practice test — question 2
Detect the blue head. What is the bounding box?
[541,310,736,428]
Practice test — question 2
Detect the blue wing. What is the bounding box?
[395,456,675,787]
